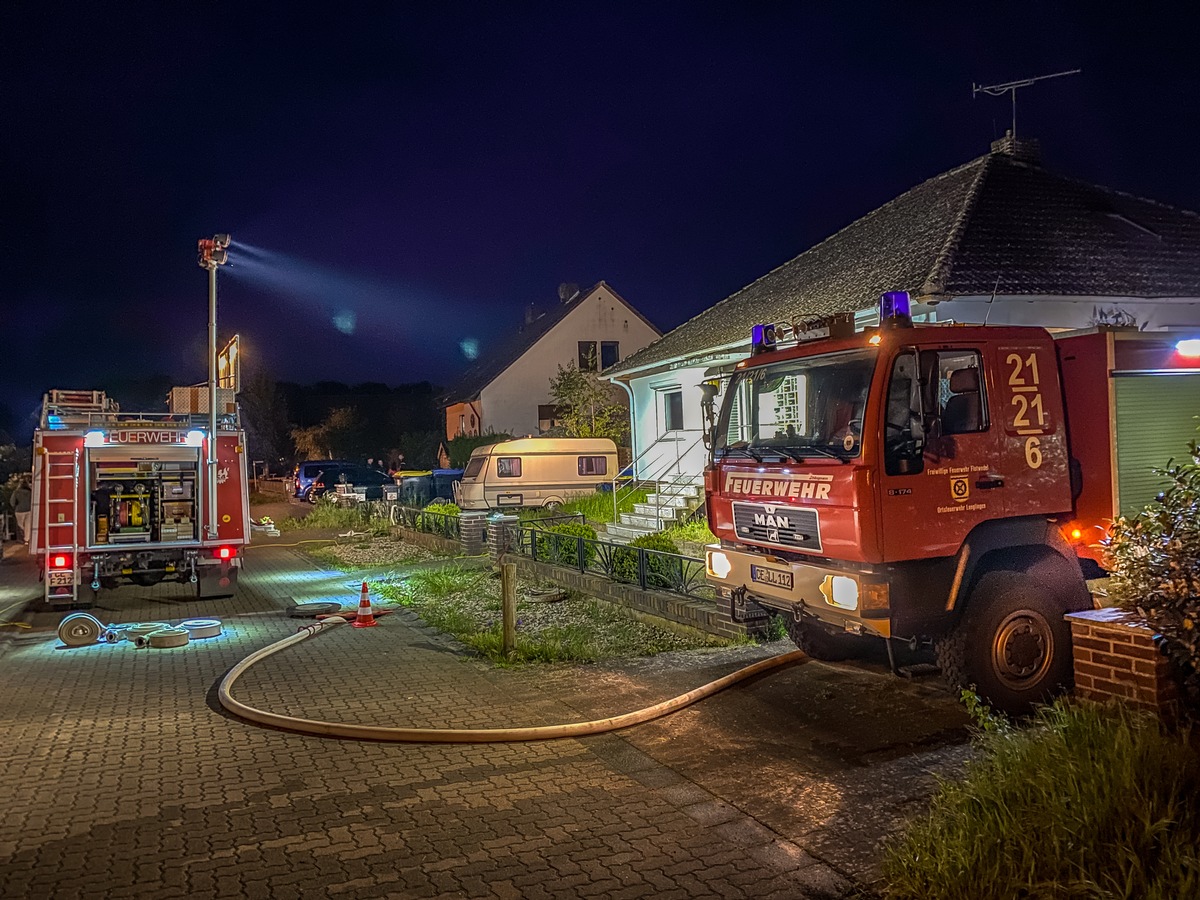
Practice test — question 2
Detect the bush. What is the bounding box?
[612,533,682,589]
[882,699,1200,900]
[1106,433,1200,712]
[535,521,597,567]
[417,500,460,536]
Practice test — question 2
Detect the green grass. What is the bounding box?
[519,488,650,525]
[373,562,727,664]
[659,519,716,546]
[277,496,389,534]
[882,699,1200,900]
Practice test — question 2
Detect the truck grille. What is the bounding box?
[732,501,821,552]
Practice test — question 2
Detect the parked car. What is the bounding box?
[292,459,354,499]
[307,465,393,502]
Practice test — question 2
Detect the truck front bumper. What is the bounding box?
[704,544,892,638]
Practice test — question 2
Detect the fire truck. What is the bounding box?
[29,388,250,608]
[704,292,1200,712]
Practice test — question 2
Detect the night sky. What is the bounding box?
[4,3,1199,434]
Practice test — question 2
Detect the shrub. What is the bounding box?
[535,521,597,567]
[418,501,460,536]
[1106,432,1200,712]
[882,699,1200,900]
[612,533,682,589]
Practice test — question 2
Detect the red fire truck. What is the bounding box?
[29,389,250,608]
[704,292,1200,712]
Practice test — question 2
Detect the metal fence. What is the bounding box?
[511,523,715,600]
[368,502,713,601]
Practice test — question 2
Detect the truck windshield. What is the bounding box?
[714,349,876,460]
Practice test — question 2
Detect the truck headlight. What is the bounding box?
[819,574,859,611]
[707,549,732,579]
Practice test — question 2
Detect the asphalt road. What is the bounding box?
[0,526,971,899]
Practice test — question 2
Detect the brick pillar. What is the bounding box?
[487,514,520,560]
[459,511,487,556]
[1066,608,1181,722]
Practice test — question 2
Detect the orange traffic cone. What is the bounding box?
[352,581,377,628]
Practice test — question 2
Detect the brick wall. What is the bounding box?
[1067,608,1181,722]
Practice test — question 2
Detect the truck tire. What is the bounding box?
[786,615,871,661]
[936,569,1076,715]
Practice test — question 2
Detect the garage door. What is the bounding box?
[1114,373,1200,518]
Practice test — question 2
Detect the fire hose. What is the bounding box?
[218,618,810,743]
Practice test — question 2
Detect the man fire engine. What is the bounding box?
[29,388,250,608]
[704,291,1200,712]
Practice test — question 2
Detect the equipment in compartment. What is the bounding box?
[92,461,198,545]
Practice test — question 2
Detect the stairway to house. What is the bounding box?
[602,476,705,544]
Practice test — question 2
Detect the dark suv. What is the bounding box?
[293,460,354,499]
[306,465,393,502]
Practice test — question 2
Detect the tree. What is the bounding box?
[289,406,365,460]
[548,361,629,443]
[238,369,291,472]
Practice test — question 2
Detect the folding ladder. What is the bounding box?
[41,448,80,606]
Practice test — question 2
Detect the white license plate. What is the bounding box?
[47,570,74,587]
[750,565,793,589]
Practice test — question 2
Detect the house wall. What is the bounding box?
[621,355,743,481]
[480,286,660,438]
[444,401,483,442]
[925,294,1200,330]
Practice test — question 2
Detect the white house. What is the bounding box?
[604,135,1200,487]
[441,281,661,442]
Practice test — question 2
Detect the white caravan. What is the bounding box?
[453,438,618,510]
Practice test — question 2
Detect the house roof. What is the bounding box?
[440,281,656,405]
[606,137,1200,377]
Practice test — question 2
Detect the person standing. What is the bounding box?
[11,477,32,543]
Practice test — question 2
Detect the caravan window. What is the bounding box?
[497,457,522,478]
[463,457,484,479]
[578,456,608,476]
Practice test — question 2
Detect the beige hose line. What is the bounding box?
[218,617,810,743]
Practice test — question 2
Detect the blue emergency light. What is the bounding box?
[750,323,778,354]
[880,290,913,328]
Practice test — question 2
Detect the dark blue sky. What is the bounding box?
[3,2,1199,432]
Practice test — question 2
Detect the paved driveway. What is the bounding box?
[0,536,970,899]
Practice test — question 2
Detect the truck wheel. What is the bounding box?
[936,570,1075,715]
[786,616,871,661]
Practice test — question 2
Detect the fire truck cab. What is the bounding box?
[29,389,250,608]
[704,292,1200,712]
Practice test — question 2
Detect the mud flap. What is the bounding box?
[197,561,239,599]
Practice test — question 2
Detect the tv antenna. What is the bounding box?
[972,68,1081,138]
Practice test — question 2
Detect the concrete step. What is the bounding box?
[642,494,693,509]
[653,483,700,498]
[632,502,685,520]
[620,512,677,530]
[603,522,650,543]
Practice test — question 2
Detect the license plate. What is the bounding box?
[750,564,793,589]
[47,571,74,587]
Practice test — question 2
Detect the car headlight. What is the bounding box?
[819,574,859,611]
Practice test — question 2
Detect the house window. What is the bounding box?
[600,341,620,370]
[664,391,684,431]
[578,456,608,476]
[538,404,565,432]
[458,413,466,436]
[497,457,522,478]
[578,341,598,371]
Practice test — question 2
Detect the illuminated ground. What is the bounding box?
[0,517,971,898]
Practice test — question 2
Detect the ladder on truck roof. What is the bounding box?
[39,448,81,606]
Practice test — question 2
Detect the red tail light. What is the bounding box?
[50,553,73,569]
[214,546,235,560]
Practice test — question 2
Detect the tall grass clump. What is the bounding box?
[549,487,649,524]
[882,699,1200,900]
[278,496,388,534]
[660,518,716,546]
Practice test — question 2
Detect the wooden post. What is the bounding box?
[501,562,517,656]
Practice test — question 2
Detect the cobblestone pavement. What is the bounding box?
[0,534,970,898]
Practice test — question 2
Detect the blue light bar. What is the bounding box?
[880,290,913,327]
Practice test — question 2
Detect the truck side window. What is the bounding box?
[931,350,986,435]
[497,457,522,478]
[885,351,924,476]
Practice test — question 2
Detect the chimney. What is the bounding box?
[990,130,1041,164]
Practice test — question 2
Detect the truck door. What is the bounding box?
[879,346,1007,559]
